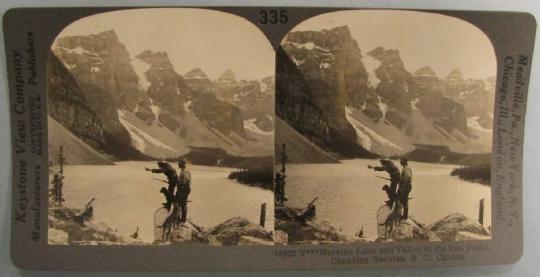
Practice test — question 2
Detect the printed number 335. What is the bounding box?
[259,10,288,24]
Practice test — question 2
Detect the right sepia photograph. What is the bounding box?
[274,10,495,244]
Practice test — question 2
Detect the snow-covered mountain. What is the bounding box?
[49,30,273,162]
[278,25,494,159]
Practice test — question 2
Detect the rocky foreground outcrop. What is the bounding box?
[275,206,368,245]
[276,206,490,244]
[380,213,490,242]
[49,206,274,246]
[157,217,274,246]
[427,213,490,241]
[50,204,490,246]
[48,206,145,246]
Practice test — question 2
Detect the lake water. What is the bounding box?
[285,159,491,240]
[57,161,274,242]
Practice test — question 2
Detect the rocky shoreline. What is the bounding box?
[275,205,490,244]
[48,205,148,246]
[48,205,275,246]
[49,203,490,246]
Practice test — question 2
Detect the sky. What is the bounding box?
[289,10,496,79]
[53,8,275,80]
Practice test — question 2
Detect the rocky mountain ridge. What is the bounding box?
[278,25,494,159]
[49,29,274,162]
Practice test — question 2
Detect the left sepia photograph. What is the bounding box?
[47,8,275,246]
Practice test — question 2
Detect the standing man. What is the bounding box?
[368,159,400,206]
[177,159,191,223]
[146,161,178,211]
[398,157,413,220]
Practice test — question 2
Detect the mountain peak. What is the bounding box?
[286,25,353,45]
[135,50,172,68]
[184,68,209,80]
[446,68,464,80]
[415,66,437,77]
[367,47,400,61]
[55,29,124,54]
[137,49,168,59]
[218,69,236,83]
[324,25,352,36]
[367,47,403,69]
[90,29,119,41]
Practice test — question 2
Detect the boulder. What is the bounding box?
[427,213,488,241]
[273,230,288,245]
[455,231,490,241]
[50,205,272,246]
[389,216,429,241]
[48,206,134,245]
[427,231,442,242]
[207,235,223,246]
[203,217,273,246]
[390,220,414,241]
[276,215,366,244]
[48,228,69,245]
[63,220,124,243]
[238,236,274,246]
[168,221,206,244]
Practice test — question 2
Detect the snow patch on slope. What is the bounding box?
[54,46,105,70]
[345,107,402,151]
[63,63,77,70]
[291,56,305,66]
[244,118,273,136]
[56,46,96,56]
[377,96,389,123]
[346,113,373,151]
[411,98,420,110]
[118,110,177,153]
[184,100,192,112]
[287,41,317,50]
[467,116,491,132]
[148,98,161,122]
[131,58,151,91]
[361,55,381,88]
[285,41,333,57]
[320,62,331,69]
